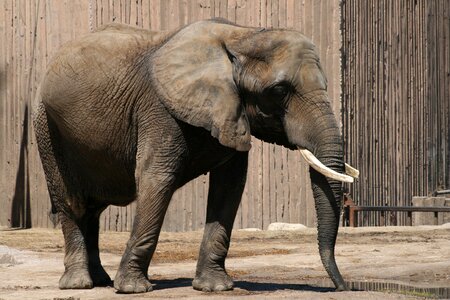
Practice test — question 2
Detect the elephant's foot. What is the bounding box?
[114,268,153,293]
[59,267,93,289]
[89,264,112,287]
[192,270,233,292]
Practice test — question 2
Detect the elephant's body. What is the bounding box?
[38,24,234,207]
[35,23,246,292]
[39,25,157,206]
[34,20,355,293]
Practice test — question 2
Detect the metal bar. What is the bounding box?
[348,206,450,212]
[343,205,450,226]
[433,190,450,196]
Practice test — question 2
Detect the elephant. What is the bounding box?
[33,19,359,293]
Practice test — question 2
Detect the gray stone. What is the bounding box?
[412,197,447,226]
[267,222,308,231]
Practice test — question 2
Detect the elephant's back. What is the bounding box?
[41,25,156,100]
[38,25,158,185]
[94,23,167,42]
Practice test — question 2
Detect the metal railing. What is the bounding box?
[343,196,450,227]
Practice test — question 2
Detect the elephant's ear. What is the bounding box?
[151,21,251,151]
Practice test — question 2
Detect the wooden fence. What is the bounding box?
[342,0,450,225]
[0,0,342,231]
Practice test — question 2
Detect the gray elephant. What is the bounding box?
[34,19,358,293]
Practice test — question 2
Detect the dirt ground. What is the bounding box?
[1,225,449,299]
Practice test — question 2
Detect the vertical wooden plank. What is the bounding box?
[0,0,7,226]
[445,0,450,191]
[218,0,227,19]
[178,0,188,26]
[8,0,17,227]
[285,0,294,29]
[149,0,159,30]
[227,0,236,23]
[141,0,150,28]
[27,0,37,228]
[14,0,26,228]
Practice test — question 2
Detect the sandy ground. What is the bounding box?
[0,225,450,299]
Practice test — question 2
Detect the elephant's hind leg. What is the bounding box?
[193,152,248,292]
[34,103,92,289]
[59,212,93,289]
[80,205,112,287]
[59,203,111,289]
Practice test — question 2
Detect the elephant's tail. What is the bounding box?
[33,94,65,226]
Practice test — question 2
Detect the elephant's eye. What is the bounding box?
[257,83,291,116]
[268,84,290,99]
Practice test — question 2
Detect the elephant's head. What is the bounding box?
[152,19,358,290]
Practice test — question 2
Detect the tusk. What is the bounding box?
[299,148,354,183]
[345,163,359,179]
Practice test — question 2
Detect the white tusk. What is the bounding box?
[345,163,359,179]
[299,148,354,183]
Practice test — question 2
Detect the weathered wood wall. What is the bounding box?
[0,0,342,231]
[0,1,91,229]
[342,0,450,225]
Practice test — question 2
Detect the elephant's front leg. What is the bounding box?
[114,170,177,293]
[193,151,248,292]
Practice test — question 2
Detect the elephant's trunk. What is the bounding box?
[284,91,354,290]
[310,148,347,291]
[308,110,347,290]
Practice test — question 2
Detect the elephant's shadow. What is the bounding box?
[148,278,335,293]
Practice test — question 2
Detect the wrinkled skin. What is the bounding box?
[34,20,348,293]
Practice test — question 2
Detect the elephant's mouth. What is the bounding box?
[298,148,359,183]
